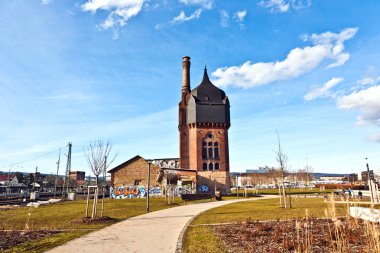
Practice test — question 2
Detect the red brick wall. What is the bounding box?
[111,157,160,188]
[187,125,230,173]
[197,171,231,194]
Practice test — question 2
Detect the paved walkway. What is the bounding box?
[47,195,276,253]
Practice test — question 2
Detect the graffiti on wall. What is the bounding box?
[110,186,146,199]
[110,186,162,199]
[153,159,179,169]
[197,185,209,193]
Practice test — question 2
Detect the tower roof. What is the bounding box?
[186,67,230,125]
[190,67,227,104]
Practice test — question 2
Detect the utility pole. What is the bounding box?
[64,142,72,198]
[6,167,11,197]
[54,148,61,198]
[33,166,38,191]
[366,158,375,204]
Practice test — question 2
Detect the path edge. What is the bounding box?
[175,207,208,253]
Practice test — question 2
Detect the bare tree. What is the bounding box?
[297,165,314,185]
[84,140,116,219]
[275,132,291,208]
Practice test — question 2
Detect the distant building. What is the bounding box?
[348,173,358,183]
[361,170,375,182]
[246,166,275,174]
[312,173,347,179]
[0,174,26,193]
[320,176,345,181]
[69,171,86,186]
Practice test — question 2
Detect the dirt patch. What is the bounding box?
[0,230,60,251]
[213,218,377,253]
[70,216,118,224]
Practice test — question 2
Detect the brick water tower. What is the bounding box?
[178,56,231,193]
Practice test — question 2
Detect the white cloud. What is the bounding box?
[212,28,358,88]
[358,77,377,86]
[81,0,145,30]
[337,85,380,127]
[234,10,247,29]
[367,133,380,143]
[171,9,203,24]
[41,0,53,4]
[259,0,311,13]
[291,0,312,10]
[304,77,343,101]
[234,10,247,23]
[219,10,247,28]
[302,27,357,68]
[220,10,229,27]
[160,0,211,28]
[179,0,213,9]
[260,0,289,12]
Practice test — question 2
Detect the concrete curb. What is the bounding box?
[175,208,208,253]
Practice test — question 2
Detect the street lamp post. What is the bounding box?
[146,159,153,213]
[236,175,239,199]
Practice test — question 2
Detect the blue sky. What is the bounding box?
[1,0,379,176]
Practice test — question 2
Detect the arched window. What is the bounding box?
[202,142,207,159]
[208,147,213,158]
[203,163,207,171]
[202,132,220,160]
[215,163,220,170]
[214,147,219,159]
[209,163,214,171]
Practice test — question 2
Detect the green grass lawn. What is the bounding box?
[183,197,348,253]
[1,197,185,252]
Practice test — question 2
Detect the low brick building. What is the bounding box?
[108,156,197,198]
[110,156,161,189]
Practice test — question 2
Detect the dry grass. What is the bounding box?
[183,196,380,253]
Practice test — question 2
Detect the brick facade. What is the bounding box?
[110,156,161,188]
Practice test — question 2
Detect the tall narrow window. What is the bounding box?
[208,147,213,158]
[203,163,207,171]
[214,147,219,158]
[215,163,220,170]
[202,141,207,159]
[209,163,214,171]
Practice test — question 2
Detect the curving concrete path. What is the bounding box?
[47,195,276,253]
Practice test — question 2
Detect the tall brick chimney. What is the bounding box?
[182,56,191,93]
